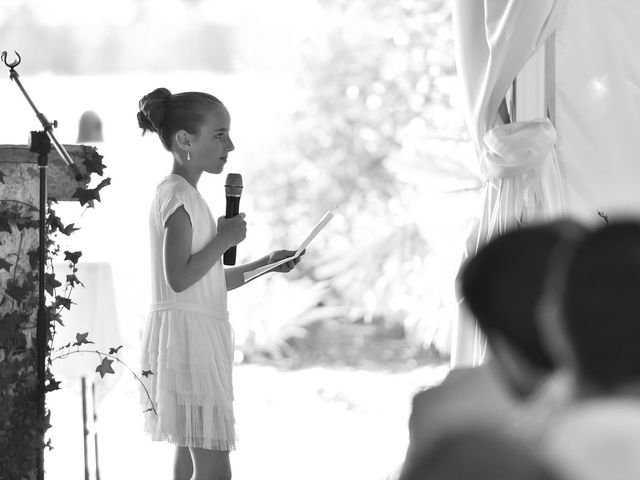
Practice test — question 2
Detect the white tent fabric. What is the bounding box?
[451,0,567,367]
[555,0,640,222]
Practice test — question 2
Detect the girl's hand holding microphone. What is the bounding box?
[217,213,247,248]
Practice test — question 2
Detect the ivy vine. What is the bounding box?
[0,149,154,479]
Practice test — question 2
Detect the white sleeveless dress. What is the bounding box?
[140,174,235,451]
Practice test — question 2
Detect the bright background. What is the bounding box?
[0,1,480,478]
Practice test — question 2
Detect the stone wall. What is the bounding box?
[0,144,93,479]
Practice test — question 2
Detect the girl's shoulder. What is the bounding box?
[153,175,202,226]
[156,174,196,199]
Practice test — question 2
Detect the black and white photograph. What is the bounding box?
[1,1,640,479]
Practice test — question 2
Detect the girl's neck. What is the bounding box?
[171,163,201,189]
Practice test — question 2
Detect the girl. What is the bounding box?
[137,87,302,480]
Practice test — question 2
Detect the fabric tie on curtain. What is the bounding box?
[482,118,556,179]
[477,117,564,245]
[451,0,567,367]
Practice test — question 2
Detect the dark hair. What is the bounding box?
[563,220,640,390]
[137,87,224,151]
[460,221,585,372]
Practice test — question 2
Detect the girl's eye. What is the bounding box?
[215,133,225,139]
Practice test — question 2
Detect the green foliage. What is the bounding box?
[0,153,154,477]
[248,0,475,352]
[0,201,42,480]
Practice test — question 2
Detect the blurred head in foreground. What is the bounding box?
[402,428,561,480]
[544,399,640,480]
[556,220,640,396]
[460,220,586,398]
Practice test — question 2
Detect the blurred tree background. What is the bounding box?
[0,0,481,367]
[236,0,482,366]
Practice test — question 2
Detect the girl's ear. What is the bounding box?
[174,129,191,152]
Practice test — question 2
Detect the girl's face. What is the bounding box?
[189,105,234,174]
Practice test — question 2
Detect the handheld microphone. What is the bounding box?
[223,173,243,265]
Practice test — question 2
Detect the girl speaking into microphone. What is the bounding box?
[137,88,303,480]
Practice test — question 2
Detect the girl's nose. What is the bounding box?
[227,138,235,152]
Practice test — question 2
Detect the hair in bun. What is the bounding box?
[137,87,172,135]
[137,88,223,151]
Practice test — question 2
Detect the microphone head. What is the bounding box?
[225,173,243,196]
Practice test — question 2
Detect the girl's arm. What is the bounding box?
[225,249,304,291]
[164,207,246,293]
[224,255,270,291]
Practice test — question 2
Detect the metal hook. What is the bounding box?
[1,50,21,69]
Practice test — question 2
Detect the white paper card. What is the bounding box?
[243,210,334,282]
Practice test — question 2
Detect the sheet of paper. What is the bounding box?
[295,210,334,255]
[243,210,334,282]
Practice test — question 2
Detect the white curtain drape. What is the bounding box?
[451,0,567,367]
[556,0,640,222]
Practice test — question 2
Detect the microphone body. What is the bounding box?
[223,173,243,265]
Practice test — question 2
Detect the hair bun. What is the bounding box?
[137,87,172,134]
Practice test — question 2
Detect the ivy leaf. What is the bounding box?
[45,439,53,451]
[96,357,115,378]
[72,187,98,207]
[55,296,73,310]
[0,213,12,234]
[95,177,111,190]
[45,378,61,392]
[43,410,52,432]
[64,250,82,264]
[72,332,94,347]
[0,258,12,272]
[14,216,38,231]
[44,273,62,296]
[60,223,79,236]
[28,249,40,270]
[72,177,111,207]
[66,273,83,288]
[82,151,106,176]
[108,345,123,355]
[0,311,25,343]
[47,213,64,233]
[0,169,5,183]
[6,279,31,304]
[141,369,154,378]
[52,311,64,326]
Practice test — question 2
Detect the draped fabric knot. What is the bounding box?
[481,118,557,180]
[474,117,565,233]
[451,0,566,368]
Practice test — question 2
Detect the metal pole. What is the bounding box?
[36,140,49,480]
[92,381,101,480]
[81,377,90,480]
[1,51,84,181]
[2,50,89,480]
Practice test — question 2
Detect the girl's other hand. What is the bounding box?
[269,249,305,273]
[217,213,247,248]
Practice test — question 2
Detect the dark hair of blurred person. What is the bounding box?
[401,427,561,480]
[559,220,640,396]
[460,220,586,398]
[399,220,586,480]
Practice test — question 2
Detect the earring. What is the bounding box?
[186,151,191,161]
